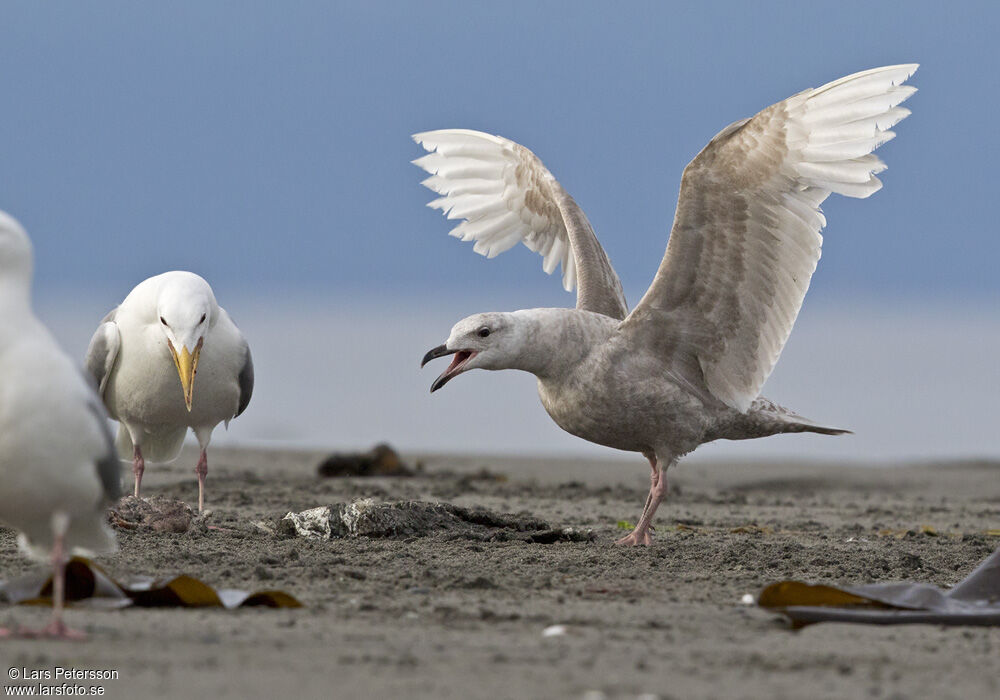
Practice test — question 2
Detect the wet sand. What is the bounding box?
[1,447,999,699]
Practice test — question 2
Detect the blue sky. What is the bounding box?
[3,2,999,462]
[1,1,996,308]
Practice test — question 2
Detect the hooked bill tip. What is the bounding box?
[421,343,452,368]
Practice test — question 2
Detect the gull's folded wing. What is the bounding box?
[84,309,120,397]
[236,342,254,419]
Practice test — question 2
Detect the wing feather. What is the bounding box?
[622,65,917,411]
[235,344,253,419]
[413,129,628,320]
[84,311,120,397]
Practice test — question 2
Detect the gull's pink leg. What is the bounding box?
[195,449,208,513]
[616,454,658,545]
[37,523,86,639]
[11,514,86,640]
[639,454,659,519]
[132,444,145,498]
[616,455,672,546]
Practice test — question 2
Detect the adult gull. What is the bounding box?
[85,271,253,513]
[416,65,918,545]
[0,210,120,638]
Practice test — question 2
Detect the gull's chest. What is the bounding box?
[536,350,711,455]
[106,328,238,427]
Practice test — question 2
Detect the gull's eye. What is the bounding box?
[199,313,206,324]
[477,327,491,338]
[160,316,168,326]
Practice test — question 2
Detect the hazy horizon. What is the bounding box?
[34,291,1000,466]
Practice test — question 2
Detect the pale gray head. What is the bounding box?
[154,272,218,411]
[0,210,34,292]
[421,311,530,392]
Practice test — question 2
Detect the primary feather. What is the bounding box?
[624,64,918,411]
[413,129,628,320]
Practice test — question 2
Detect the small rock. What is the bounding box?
[280,506,333,539]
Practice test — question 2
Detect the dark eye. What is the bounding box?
[160,316,167,326]
[199,313,206,324]
[477,327,490,338]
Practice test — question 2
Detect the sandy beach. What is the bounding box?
[1,446,998,699]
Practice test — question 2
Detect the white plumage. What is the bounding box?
[0,210,119,637]
[417,65,917,545]
[85,271,253,513]
[414,130,582,294]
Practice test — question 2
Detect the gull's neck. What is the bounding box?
[0,279,36,354]
[508,308,614,379]
[0,214,36,334]
[0,274,32,320]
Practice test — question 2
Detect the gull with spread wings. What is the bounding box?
[417,65,917,545]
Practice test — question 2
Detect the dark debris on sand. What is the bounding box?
[317,443,419,478]
[107,496,196,533]
[274,500,594,543]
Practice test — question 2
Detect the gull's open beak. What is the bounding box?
[421,344,477,393]
[421,344,452,368]
[168,338,203,411]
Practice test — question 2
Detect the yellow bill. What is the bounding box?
[169,340,202,411]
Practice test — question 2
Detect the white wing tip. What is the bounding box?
[856,175,883,198]
[412,129,506,148]
[848,63,919,83]
[883,62,919,76]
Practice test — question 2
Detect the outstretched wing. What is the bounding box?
[413,129,628,320]
[622,65,918,411]
[84,309,120,397]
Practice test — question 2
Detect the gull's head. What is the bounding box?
[0,210,33,289]
[421,312,525,392]
[155,272,217,411]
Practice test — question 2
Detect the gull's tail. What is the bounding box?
[776,419,852,437]
[721,397,852,441]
